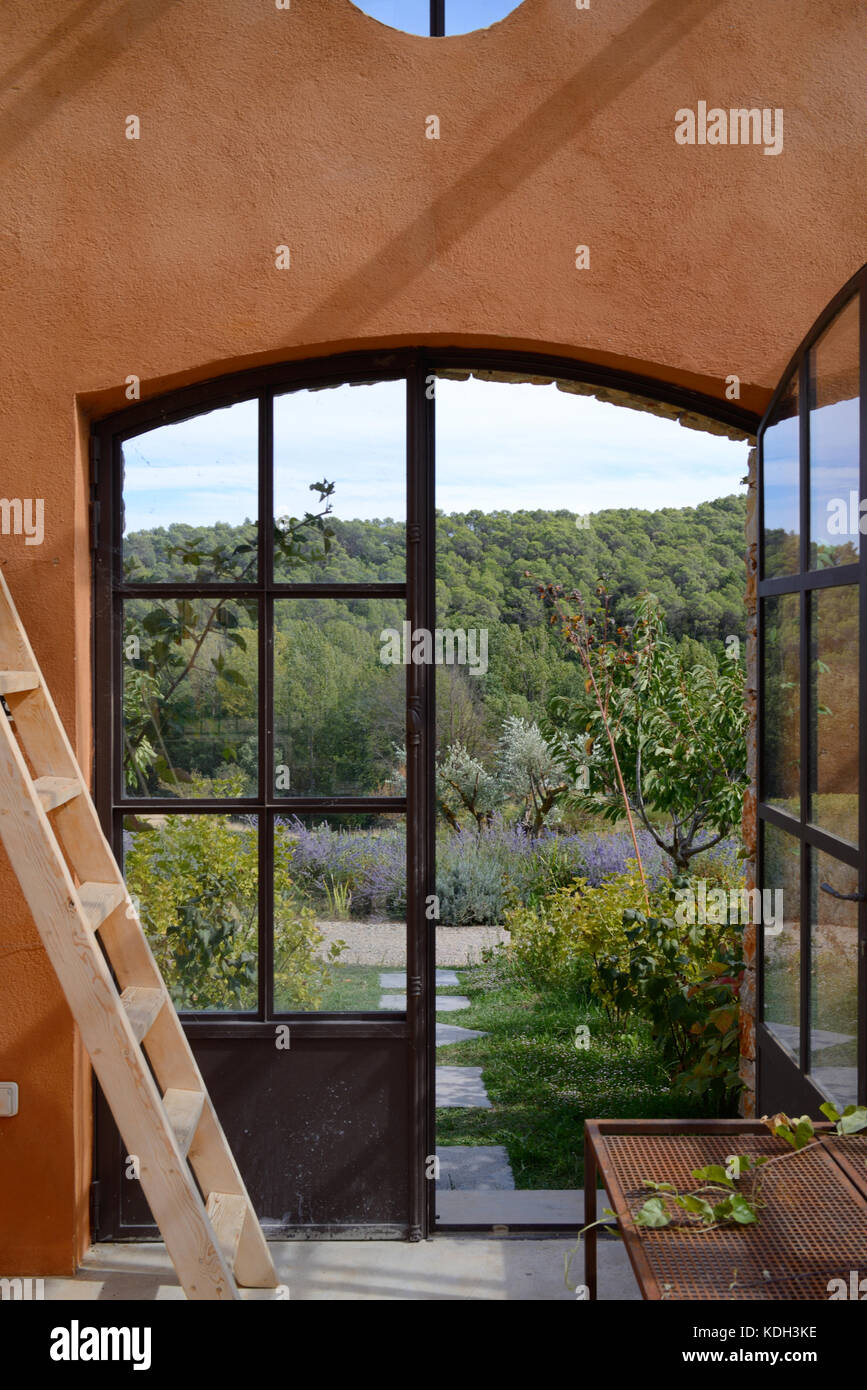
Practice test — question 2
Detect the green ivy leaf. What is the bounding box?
[727,1194,758,1224]
[633,1196,671,1228]
[836,1106,867,1135]
[691,1164,735,1189]
[676,1194,715,1222]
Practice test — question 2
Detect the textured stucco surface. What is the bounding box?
[0,0,865,1271]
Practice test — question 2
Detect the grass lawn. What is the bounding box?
[313,963,384,1011]
[436,952,722,1188]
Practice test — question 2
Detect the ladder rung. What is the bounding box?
[33,776,81,812]
[163,1088,205,1158]
[120,986,165,1043]
[0,670,38,694]
[77,881,127,932]
[206,1192,247,1269]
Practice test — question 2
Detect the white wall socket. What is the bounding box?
[0,1083,19,1116]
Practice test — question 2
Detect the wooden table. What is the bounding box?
[584,1119,867,1300]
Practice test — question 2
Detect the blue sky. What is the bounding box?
[122,378,749,534]
[351,1,523,37]
[764,396,859,550]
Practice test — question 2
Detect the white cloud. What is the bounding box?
[122,377,748,533]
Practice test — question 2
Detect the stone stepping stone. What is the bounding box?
[380,970,460,988]
[435,1066,491,1108]
[436,1191,588,1225]
[379,995,471,1012]
[436,1022,486,1046]
[810,1065,858,1109]
[435,1144,514,1190]
[768,1021,854,1054]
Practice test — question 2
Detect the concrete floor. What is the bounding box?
[45,1236,641,1301]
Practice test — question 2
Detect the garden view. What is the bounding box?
[120,469,757,1186]
[115,373,859,1189]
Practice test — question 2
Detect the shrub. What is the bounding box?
[504,866,652,996]
[436,843,510,925]
[595,884,744,1111]
[127,799,342,1011]
[273,813,740,928]
[504,866,744,1110]
[277,817,406,920]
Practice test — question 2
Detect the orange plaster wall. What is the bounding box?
[0,0,865,1272]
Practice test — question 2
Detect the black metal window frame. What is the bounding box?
[757,264,867,1107]
[92,347,757,1033]
[91,347,756,1242]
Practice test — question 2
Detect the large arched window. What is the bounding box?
[90,348,755,1241]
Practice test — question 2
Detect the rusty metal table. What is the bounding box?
[584,1119,867,1300]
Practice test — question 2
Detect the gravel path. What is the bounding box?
[314,919,510,966]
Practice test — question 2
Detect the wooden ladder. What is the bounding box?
[0,571,278,1300]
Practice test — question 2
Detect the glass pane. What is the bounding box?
[762,373,800,578]
[761,821,801,1059]
[273,381,405,582]
[274,813,406,1012]
[809,293,860,570]
[123,813,258,1013]
[809,849,858,1108]
[761,593,800,815]
[122,400,258,582]
[123,597,258,798]
[809,586,858,845]
[273,598,405,797]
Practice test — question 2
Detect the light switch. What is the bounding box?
[0,1083,18,1116]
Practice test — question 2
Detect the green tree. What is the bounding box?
[497,715,567,835]
[544,588,748,872]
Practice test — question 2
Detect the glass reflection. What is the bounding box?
[762,374,800,578]
[761,594,800,816]
[762,822,802,1060]
[809,586,858,845]
[809,294,860,570]
[809,849,858,1109]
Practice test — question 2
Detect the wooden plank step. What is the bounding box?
[206,1192,247,1269]
[77,881,127,932]
[120,986,165,1043]
[0,670,38,694]
[163,1088,205,1158]
[33,776,81,812]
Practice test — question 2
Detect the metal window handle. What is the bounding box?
[819,881,867,902]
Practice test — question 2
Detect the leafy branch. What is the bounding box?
[631,1104,867,1233]
[123,481,336,790]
